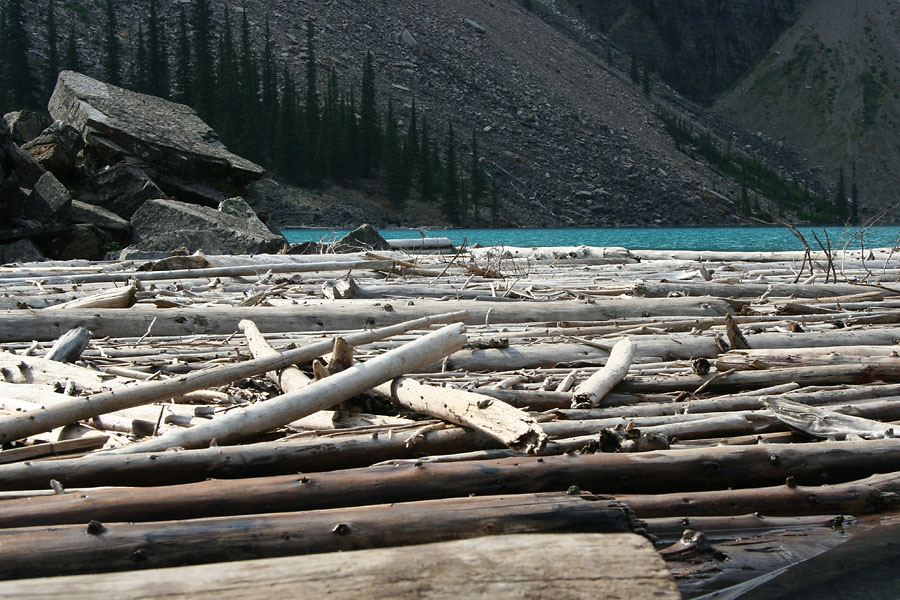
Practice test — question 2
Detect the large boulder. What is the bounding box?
[71,200,131,235]
[0,121,45,194]
[333,224,391,253]
[76,161,167,219]
[0,238,46,264]
[48,224,103,260]
[21,120,84,179]
[26,171,72,224]
[218,197,277,238]
[49,71,264,195]
[3,110,52,145]
[129,198,286,255]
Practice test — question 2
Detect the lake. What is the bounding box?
[282,226,900,252]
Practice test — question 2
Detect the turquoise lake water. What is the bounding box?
[282,226,900,252]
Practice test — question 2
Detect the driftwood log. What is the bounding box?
[0,533,679,599]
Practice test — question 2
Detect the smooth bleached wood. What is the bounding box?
[572,338,635,406]
[0,311,467,444]
[114,323,468,453]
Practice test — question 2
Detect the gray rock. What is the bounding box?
[464,18,486,34]
[49,224,102,260]
[27,172,72,223]
[77,162,167,219]
[130,198,286,255]
[334,223,391,253]
[0,238,46,264]
[21,121,84,179]
[217,196,274,237]
[401,29,418,48]
[3,110,52,144]
[49,71,264,189]
[0,122,45,193]
[71,200,131,234]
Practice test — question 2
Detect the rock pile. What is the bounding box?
[0,71,285,264]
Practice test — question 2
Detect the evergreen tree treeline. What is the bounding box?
[0,0,493,224]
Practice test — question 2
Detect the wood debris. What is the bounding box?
[0,243,899,597]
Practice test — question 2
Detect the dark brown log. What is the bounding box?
[0,533,679,599]
[620,471,900,518]
[3,439,900,528]
[0,493,637,580]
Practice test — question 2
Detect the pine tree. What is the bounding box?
[630,51,639,84]
[191,0,214,119]
[147,0,169,97]
[174,4,191,103]
[45,0,59,96]
[131,21,147,93]
[384,99,407,208]
[260,16,278,163]
[0,4,7,111]
[469,128,485,218]
[850,163,859,225]
[64,27,82,74]
[418,115,435,201]
[489,179,499,226]
[405,97,419,186]
[442,124,460,223]
[4,0,35,109]
[103,0,121,85]
[214,7,239,142]
[359,51,379,176]
[835,165,847,223]
[304,17,320,172]
[237,6,259,158]
[641,65,650,96]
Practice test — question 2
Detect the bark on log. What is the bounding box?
[373,378,548,454]
[4,439,900,527]
[572,339,635,406]
[0,532,678,599]
[621,471,900,518]
[0,297,736,342]
[115,323,468,453]
[0,311,468,444]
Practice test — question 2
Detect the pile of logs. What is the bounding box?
[1,244,900,598]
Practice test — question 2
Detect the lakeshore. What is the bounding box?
[1,243,899,597]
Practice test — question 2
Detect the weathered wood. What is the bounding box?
[0,311,468,444]
[0,493,639,580]
[115,323,468,453]
[633,280,898,299]
[43,285,136,309]
[374,377,548,453]
[44,326,92,363]
[0,296,736,342]
[621,471,900,518]
[765,397,897,439]
[0,532,678,599]
[572,339,635,406]
[4,439,900,527]
[0,352,112,391]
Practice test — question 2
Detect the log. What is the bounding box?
[0,296,736,342]
[44,326,91,363]
[0,311,468,444]
[0,532,678,599]
[43,285,136,309]
[5,439,900,527]
[621,471,900,518]
[115,323,468,452]
[373,377,548,454]
[632,280,898,299]
[572,339,635,406]
[0,352,111,391]
[765,397,897,439]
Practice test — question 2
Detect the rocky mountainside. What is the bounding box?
[560,0,812,105]
[714,0,900,219]
[13,0,838,228]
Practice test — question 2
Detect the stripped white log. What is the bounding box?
[44,327,91,363]
[374,378,548,454]
[0,312,468,445]
[572,339,635,407]
[765,397,897,439]
[43,285,136,310]
[113,323,469,452]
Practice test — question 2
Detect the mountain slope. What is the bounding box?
[714,0,900,219]
[17,0,816,226]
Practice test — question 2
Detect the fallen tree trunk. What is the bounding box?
[0,532,678,598]
[621,471,900,518]
[0,492,637,580]
[43,285,136,309]
[115,323,468,453]
[0,297,736,342]
[571,339,635,406]
[373,378,548,454]
[632,281,898,299]
[4,439,900,527]
[0,311,467,445]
